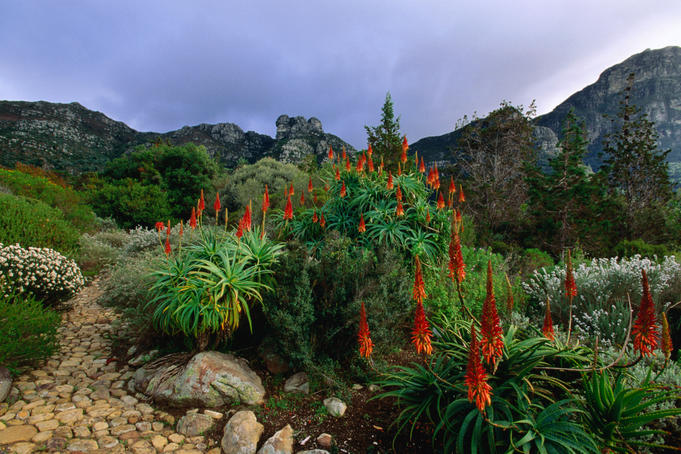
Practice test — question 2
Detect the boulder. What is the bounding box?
[284,372,309,394]
[257,424,293,454]
[323,398,347,417]
[221,410,263,454]
[0,366,11,402]
[134,351,265,407]
[176,412,215,437]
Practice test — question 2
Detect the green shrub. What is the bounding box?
[87,180,172,230]
[0,168,96,231]
[0,292,60,375]
[516,247,555,278]
[263,233,413,369]
[77,232,121,276]
[0,193,81,254]
[613,239,671,258]
[0,243,84,305]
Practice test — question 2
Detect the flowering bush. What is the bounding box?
[0,243,85,304]
[523,255,681,347]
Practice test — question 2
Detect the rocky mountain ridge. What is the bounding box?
[0,101,354,173]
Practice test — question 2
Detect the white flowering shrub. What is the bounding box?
[122,224,185,256]
[0,243,85,304]
[523,255,681,347]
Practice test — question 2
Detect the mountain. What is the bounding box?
[0,101,354,173]
[411,46,681,173]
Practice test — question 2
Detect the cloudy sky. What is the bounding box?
[1,1,680,148]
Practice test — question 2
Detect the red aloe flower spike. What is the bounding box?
[661,312,673,359]
[542,298,555,341]
[335,167,341,181]
[243,204,252,231]
[396,200,404,216]
[345,158,351,172]
[189,208,197,230]
[313,194,318,204]
[565,249,577,298]
[166,220,171,236]
[366,144,372,157]
[308,177,313,193]
[340,181,347,198]
[433,163,440,189]
[342,146,348,160]
[401,136,408,163]
[328,145,334,160]
[396,186,403,202]
[368,155,374,173]
[262,185,270,213]
[412,255,427,304]
[199,189,205,211]
[437,191,445,210]
[312,211,318,223]
[458,185,466,203]
[387,172,394,190]
[425,209,431,223]
[427,167,434,186]
[356,154,365,173]
[419,157,426,174]
[448,176,456,197]
[465,325,492,413]
[283,193,294,220]
[319,213,326,228]
[300,192,305,206]
[164,236,171,256]
[358,302,374,358]
[155,221,165,232]
[179,221,184,237]
[448,229,466,284]
[397,162,402,176]
[412,300,433,355]
[236,218,244,239]
[358,213,366,233]
[480,260,504,367]
[632,269,659,357]
[289,183,294,196]
[214,192,221,214]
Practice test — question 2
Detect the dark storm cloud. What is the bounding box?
[1,1,680,148]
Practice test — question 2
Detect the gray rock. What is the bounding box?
[257,424,293,454]
[221,410,263,454]
[176,412,215,436]
[134,351,265,407]
[0,366,12,402]
[128,349,159,366]
[323,397,347,417]
[298,450,330,454]
[284,372,309,394]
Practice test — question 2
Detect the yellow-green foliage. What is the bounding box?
[0,168,95,231]
[0,193,80,254]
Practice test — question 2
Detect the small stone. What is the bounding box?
[368,384,379,392]
[176,413,215,437]
[352,384,363,390]
[284,372,309,394]
[46,437,68,450]
[131,439,155,454]
[31,429,53,443]
[98,435,120,449]
[221,410,263,454]
[163,442,180,452]
[257,424,293,454]
[152,421,164,431]
[93,421,108,431]
[56,408,83,425]
[54,425,74,438]
[35,419,59,431]
[0,424,38,443]
[10,442,36,454]
[323,397,347,417]
[137,403,155,414]
[110,423,136,436]
[151,434,168,450]
[299,451,330,454]
[73,425,91,437]
[203,409,223,419]
[168,433,185,443]
[120,395,138,406]
[316,433,333,449]
[67,438,99,451]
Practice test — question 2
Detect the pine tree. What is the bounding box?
[365,92,403,170]
[601,73,672,241]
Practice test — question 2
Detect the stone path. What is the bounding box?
[0,281,222,454]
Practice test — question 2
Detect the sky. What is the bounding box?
[1,1,681,148]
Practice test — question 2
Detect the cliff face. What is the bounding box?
[411,46,681,173]
[0,102,354,173]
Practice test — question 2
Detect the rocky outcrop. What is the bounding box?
[0,101,355,172]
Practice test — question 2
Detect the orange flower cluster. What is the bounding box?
[412,300,433,355]
[542,298,555,341]
[340,181,347,198]
[632,269,659,357]
[465,325,493,413]
[387,172,394,190]
[283,193,293,220]
[328,145,334,160]
[358,213,366,233]
[189,208,197,229]
[214,192,221,214]
[437,191,445,210]
[401,136,408,164]
[358,302,373,358]
[480,261,504,367]
[396,200,404,216]
[448,228,465,284]
[565,249,577,298]
[412,255,427,304]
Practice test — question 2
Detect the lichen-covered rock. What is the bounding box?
[0,366,12,402]
[323,397,347,417]
[134,351,265,407]
[176,412,215,437]
[283,372,309,395]
[221,410,263,454]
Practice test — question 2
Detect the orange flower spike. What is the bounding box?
[235,218,244,239]
[632,269,659,357]
[328,145,334,160]
[164,236,171,256]
[335,166,341,181]
[308,176,314,193]
[437,191,445,210]
[243,204,252,231]
[465,325,492,413]
[456,209,463,225]
[300,192,305,206]
[458,185,466,203]
[419,157,426,174]
[262,185,270,213]
[319,213,326,228]
[199,189,205,211]
[397,162,402,176]
[283,193,294,220]
[358,213,366,233]
[189,207,197,230]
[155,221,165,232]
[427,167,434,186]
[367,155,374,173]
[396,200,405,217]
[387,172,394,190]
[358,302,374,358]
[411,300,433,355]
[480,260,504,367]
[448,229,466,284]
[345,158,351,172]
[179,221,184,237]
[401,136,408,164]
[396,185,403,202]
[661,312,673,359]
[448,176,456,197]
[342,146,348,160]
[425,209,431,223]
[214,192,221,214]
[312,211,318,223]
[340,180,347,198]
[542,298,555,341]
[356,155,365,173]
[565,250,577,298]
[366,144,372,157]
[289,183,294,196]
[412,255,427,305]
[166,220,171,236]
